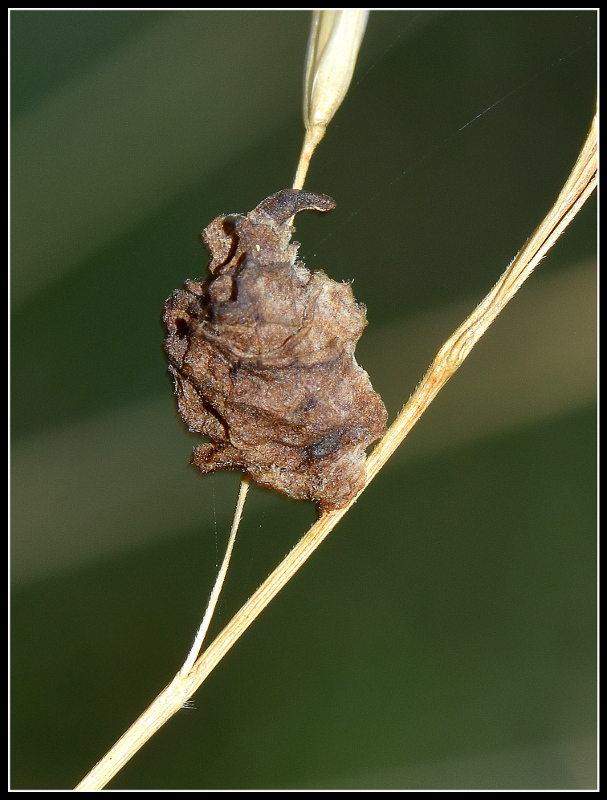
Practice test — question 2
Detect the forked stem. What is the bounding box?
[75,112,596,791]
[180,476,249,676]
[75,477,250,791]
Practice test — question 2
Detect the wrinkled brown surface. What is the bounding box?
[163,189,387,510]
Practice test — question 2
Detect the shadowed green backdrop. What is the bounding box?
[11,10,596,789]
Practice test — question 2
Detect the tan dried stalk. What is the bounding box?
[74,10,596,791]
[75,109,596,791]
[179,477,249,676]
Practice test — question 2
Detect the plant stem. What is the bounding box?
[180,476,249,676]
[75,110,596,791]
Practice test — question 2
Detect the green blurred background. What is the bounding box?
[11,10,596,789]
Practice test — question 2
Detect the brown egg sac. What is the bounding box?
[163,189,387,511]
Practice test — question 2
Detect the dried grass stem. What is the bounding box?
[75,111,596,791]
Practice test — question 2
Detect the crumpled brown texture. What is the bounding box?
[163,189,387,510]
